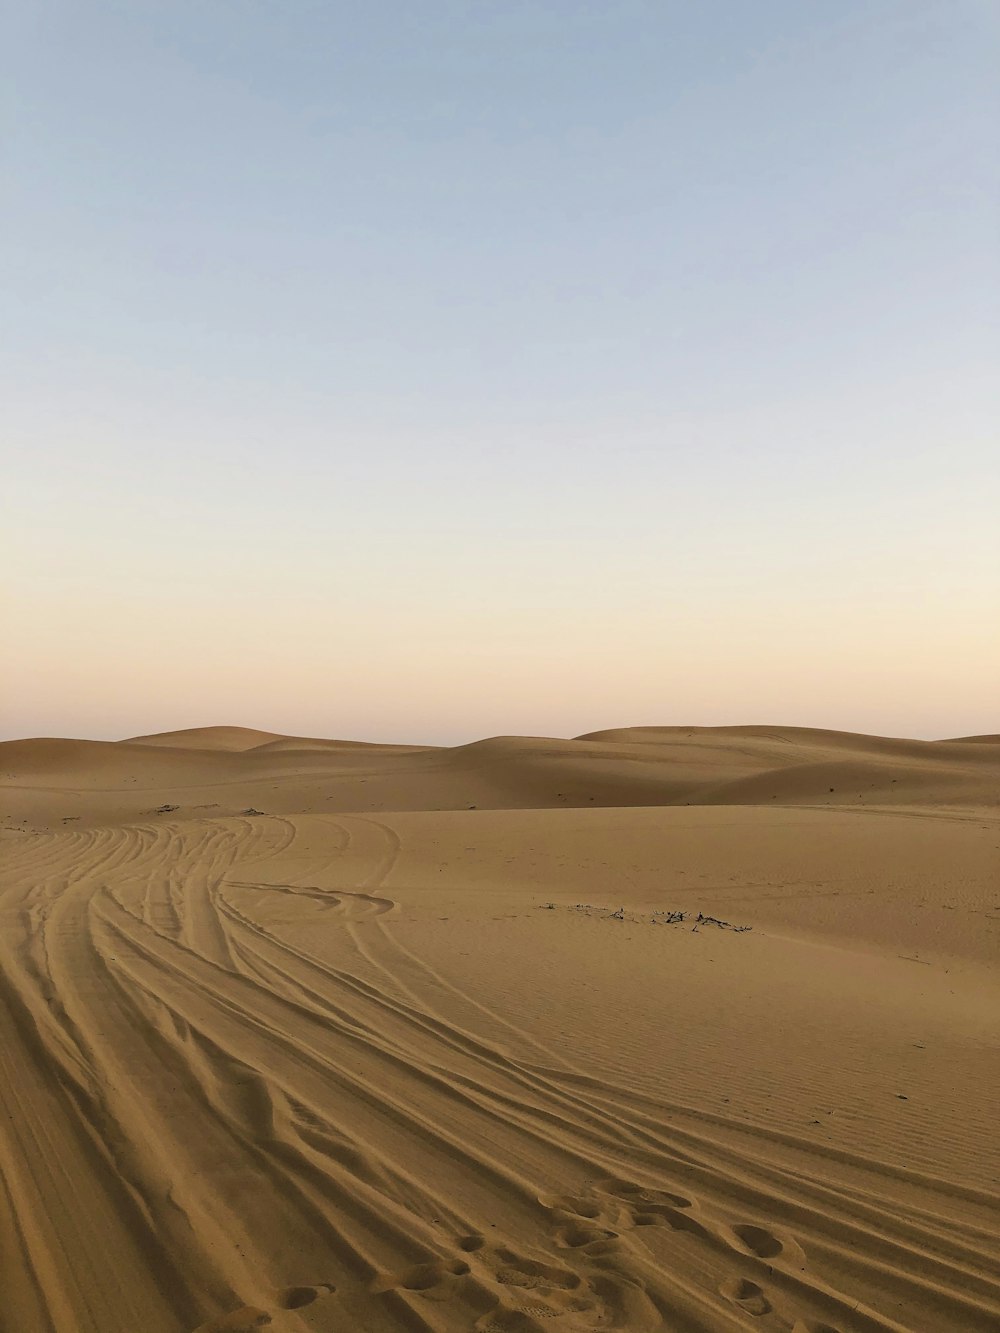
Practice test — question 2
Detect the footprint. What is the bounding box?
[555,1223,619,1250]
[379,1257,471,1293]
[588,1272,662,1329]
[731,1224,783,1259]
[193,1282,336,1331]
[493,1249,581,1291]
[277,1283,336,1309]
[477,1315,564,1333]
[473,1245,609,1329]
[628,1198,707,1239]
[477,1286,599,1331]
[720,1277,771,1316]
[573,1238,621,1259]
[731,1222,807,1270]
[596,1177,693,1209]
[578,1177,705,1241]
[458,1232,486,1252]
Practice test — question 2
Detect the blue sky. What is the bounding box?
[4,1,998,741]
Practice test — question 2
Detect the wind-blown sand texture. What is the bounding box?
[1,725,997,1333]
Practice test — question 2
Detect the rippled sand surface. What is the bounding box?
[1,725,997,1332]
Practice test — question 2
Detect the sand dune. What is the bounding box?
[124,725,298,750]
[3,725,996,827]
[0,727,997,1331]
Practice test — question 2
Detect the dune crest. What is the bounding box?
[123,724,294,750]
[0,725,997,1331]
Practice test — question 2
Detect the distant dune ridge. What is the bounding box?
[0,725,997,1332]
[4,722,998,818]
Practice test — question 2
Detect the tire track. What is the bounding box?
[0,815,997,1332]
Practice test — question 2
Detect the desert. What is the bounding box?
[9,1,998,1329]
[0,724,997,1332]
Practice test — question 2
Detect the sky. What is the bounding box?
[4,0,998,744]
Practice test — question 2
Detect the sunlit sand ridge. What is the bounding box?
[1,725,997,1332]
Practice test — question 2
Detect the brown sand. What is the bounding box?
[0,725,997,1332]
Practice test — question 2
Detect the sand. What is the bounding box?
[0,725,997,1333]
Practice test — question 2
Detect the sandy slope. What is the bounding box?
[0,727,997,1332]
